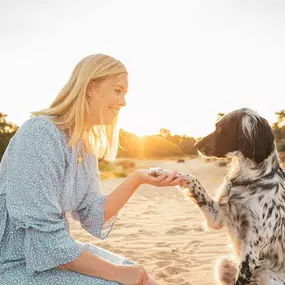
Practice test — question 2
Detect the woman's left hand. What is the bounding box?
[133,169,186,187]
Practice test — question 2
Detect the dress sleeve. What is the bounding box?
[5,118,83,276]
[71,165,117,240]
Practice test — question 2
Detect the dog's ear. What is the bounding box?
[238,117,274,163]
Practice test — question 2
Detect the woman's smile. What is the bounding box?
[109,106,120,116]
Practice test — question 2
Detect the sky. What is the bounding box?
[1,0,285,138]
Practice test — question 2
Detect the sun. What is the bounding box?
[123,125,159,138]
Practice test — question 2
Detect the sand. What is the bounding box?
[68,158,232,284]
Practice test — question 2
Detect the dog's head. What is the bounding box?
[195,108,275,163]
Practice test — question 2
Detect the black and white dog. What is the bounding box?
[149,108,285,285]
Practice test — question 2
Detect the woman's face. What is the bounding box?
[86,73,128,127]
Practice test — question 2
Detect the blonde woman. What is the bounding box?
[0,54,185,285]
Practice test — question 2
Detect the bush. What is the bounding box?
[114,160,136,169]
[0,113,18,161]
[98,159,113,172]
[113,172,128,178]
[276,139,285,152]
[98,159,135,180]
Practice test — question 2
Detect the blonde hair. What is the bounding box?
[31,54,127,161]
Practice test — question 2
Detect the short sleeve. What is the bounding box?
[5,117,83,276]
[71,171,117,240]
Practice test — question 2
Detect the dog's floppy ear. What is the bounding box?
[238,116,274,163]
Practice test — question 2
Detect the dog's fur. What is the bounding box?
[149,108,285,285]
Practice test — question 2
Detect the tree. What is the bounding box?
[159,128,171,138]
[117,128,197,158]
[0,113,18,161]
[216,113,225,122]
[275,110,285,127]
[272,110,285,152]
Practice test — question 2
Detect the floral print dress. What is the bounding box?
[0,115,133,284]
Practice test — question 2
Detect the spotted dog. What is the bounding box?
[149,108,285,285]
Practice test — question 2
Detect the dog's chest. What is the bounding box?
[218,185,254,251]
[219,184,249,221]
[219,183,285,264]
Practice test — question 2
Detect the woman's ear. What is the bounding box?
[86,81,93,98]
[87,80,102,99]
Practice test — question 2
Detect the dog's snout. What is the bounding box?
[194,135,217,156]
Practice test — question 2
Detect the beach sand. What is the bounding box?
[68,158,232,284]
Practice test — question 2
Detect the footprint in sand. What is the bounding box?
[155,271,168,279]
[165,277,190,285]
[155,241,169,247]
[153,251,181,260]
[142,209,156,214]
[142,205,156,214]
[173,217,191,223]
[177,281,192,285]
[155,260,173,267]
[164,266,189,275]
[166,226,190,235]
[192,225,205,232]
[126,233,138,238]
[181,241,203,253]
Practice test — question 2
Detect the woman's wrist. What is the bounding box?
[132,169,153,186]
[130,170,145,187]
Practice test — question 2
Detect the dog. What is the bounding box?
[149,108,285,285]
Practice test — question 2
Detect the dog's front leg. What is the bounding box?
[148,167,225,230]
[180,173,225,230]
[234,242,260,285]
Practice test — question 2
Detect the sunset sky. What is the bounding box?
[1,0,285,138]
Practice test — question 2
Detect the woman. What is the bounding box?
[0,54,185,285]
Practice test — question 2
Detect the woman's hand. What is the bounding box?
[133,169,186,187]
[115,265,149,285]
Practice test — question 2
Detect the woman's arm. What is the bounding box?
[59,249,144,284]
[103,169,186,222]
[61,170,182,283]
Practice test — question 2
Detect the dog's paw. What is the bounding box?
[148,167,196,185]
[148,167,172,178]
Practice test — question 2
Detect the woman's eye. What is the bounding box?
[114,90,121,93]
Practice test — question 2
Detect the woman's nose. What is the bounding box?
[119,97,126,107]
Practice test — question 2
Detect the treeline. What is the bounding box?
[0,112,196,160]
[1,111,285,161]
[117,128,196,158]
[272,110,285,151]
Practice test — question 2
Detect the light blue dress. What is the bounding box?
[0,115,134,284]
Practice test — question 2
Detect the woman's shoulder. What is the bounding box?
[5,116,70,161]
[15,115,66,144]
[19,115,60,133]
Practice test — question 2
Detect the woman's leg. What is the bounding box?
[80,241,135,265]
